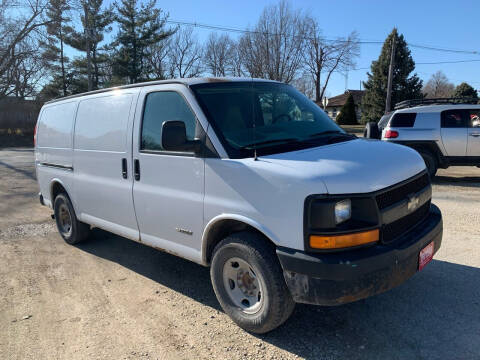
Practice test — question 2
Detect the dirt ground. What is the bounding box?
[0,148,479,360]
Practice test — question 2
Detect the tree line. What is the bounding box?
[0,0,359,103]
[1,0,478,125]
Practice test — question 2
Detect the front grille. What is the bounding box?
[381,201,431,244]
[376,173,430,210]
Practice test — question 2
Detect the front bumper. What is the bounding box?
[277,204,443,306]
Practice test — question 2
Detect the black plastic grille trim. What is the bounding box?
[381,201,431,244]
[376,173,430,210]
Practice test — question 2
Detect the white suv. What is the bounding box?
[366,99,480,177]
[35,78,443,333]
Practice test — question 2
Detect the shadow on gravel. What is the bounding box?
[0,160,36,180]
[76,229,221,310]
[433,175,480,188]
[77,231,480,359]
[262,260,480,359]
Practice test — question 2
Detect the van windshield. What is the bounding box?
[191,82,353,158]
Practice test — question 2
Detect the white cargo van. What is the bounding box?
[35,78,443,333]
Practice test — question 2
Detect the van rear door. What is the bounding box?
[73,91,139,240]
[131,84,205,263]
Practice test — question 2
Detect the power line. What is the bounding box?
[166,20,381,44]
[415,59,480,65]
[166,19,480,55]
[408,43,479,55]
[349,59,480,72]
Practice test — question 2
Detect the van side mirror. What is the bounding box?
[161,121,201,153]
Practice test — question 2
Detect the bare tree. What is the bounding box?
[0,0,51,97]
[422,70,454,98]
[146,37,171,80]
[238,0,307,83]
[9,39,48,98]
[204,32,234,77]
[227,40,244,77]
[303,17,359,102]
[292,72,315,99]
[167,27,203,78]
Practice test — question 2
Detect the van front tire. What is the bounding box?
[53,193,90,245]
[210,231,295,334]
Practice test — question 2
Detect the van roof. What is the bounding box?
[45,77,281,104]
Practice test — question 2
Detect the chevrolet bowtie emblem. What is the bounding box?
[407,193,420,212]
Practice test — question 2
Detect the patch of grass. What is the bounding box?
[340,125,365,136]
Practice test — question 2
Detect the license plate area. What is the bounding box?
[418,241,434,271]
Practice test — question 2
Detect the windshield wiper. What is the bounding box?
[308,130,355,138]
[239,137,300,150]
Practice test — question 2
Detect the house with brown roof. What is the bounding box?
[318,90,365,122]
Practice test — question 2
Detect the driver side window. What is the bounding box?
[141,91,197,151]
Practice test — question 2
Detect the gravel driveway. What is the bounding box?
[1,148,479,360]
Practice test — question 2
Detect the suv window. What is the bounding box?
[441,109,466,128]
[389,113,416,127]
[377,114,392,130]
[468,109,480,128]
[141,91,196,151]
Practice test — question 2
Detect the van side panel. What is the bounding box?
[36,101,77,167]
[35,101,78,207]
[73,92,139,241]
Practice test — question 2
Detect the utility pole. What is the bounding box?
[385,33,396,114]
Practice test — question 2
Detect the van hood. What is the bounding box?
[260,138,426,194]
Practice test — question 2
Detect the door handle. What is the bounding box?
[134,159,140,181]
[121,158,128,179]
[470,133,480,137]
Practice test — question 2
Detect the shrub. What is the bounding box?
[336,93,358,125]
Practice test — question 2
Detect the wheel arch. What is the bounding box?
[49,178,80,214]
[393,141,447,168]
[409,142,445,168]
[201,215,279,266]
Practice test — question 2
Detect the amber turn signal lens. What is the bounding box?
[310,229,379,250]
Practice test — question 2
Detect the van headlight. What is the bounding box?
[305,196,379,251]
[335,199,351,224]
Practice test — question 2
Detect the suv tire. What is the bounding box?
[54,193,90,244]
[210,231,295,334]
[419,151,437,178]
[364,122,381,139]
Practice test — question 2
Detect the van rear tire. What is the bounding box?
[210,231,295,334]
[53,193,90,245]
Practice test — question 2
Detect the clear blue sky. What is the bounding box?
[152,0,480,96]
[73,0,480,96]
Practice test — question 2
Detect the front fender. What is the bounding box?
[201,214,279,265]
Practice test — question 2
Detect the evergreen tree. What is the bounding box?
[453,82,478,101]
[37,59,88,101]
[64,0,114,90]
[42,0,72,97]
[114,0,174,84]
[336,93,357,125]
[361,29,423,123]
